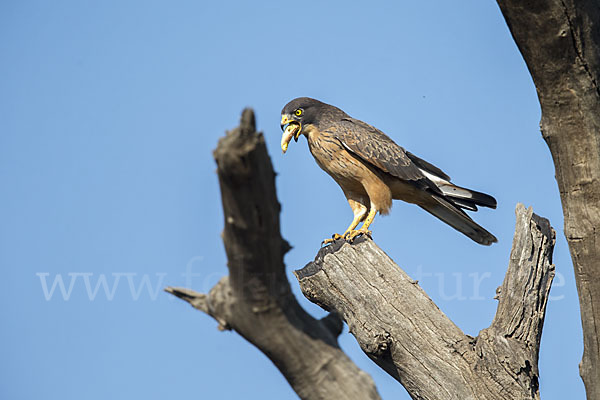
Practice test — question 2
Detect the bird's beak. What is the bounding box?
[280,114,302,154]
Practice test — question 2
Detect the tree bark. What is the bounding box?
[165,109,380,400]
[495,1,600,397]
[295,204,555,400]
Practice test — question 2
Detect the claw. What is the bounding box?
[322,233,344,246]
[344,229,372,243]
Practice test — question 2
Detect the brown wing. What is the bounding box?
[332,117,434,186]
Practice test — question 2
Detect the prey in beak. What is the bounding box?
[280,114,302,153]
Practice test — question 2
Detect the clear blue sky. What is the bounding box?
[0,1,584,399]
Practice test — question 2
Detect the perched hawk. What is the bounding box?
[280,97,497,245]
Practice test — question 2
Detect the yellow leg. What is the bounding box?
[323,198,368,246]
[345,208,377,242]
[361,207,377,230]
[343,213,363,234]
[323,218,360,245]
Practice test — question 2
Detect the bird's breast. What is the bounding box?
[306,128,370,186]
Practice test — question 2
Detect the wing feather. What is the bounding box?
[405,151,451,181]
[333,117,427,183]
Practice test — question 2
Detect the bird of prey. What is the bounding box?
[280,97,497,245]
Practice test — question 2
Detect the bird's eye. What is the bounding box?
[295,109,303,117]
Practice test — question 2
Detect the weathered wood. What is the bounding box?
[166,109,381,400]
[295,204,555,400]
[495,1,600,397]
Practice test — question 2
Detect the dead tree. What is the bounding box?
[167,110,555,400]
[296,206,554,400]
[495,1,600,398]
[166,110,380,400]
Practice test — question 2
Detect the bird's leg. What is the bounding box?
[345,207,377,242]
[343,214,363,234]
[322,198,367,245]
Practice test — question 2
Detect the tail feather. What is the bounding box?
[418,168,497,210]
[420,196,497,245]
[449,197,478,212]
[436,182,497,209]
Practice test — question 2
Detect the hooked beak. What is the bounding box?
[280,114,302,154]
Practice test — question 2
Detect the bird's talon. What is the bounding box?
[322,233,343,246]
[344,229,372,242]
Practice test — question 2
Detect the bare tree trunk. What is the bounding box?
[295,204,555,400]
[495,1,600,397]
[165,110,380,400]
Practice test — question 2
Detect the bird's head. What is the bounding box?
[280,97,326,153]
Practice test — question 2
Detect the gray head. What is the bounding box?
[280,97,344,153]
